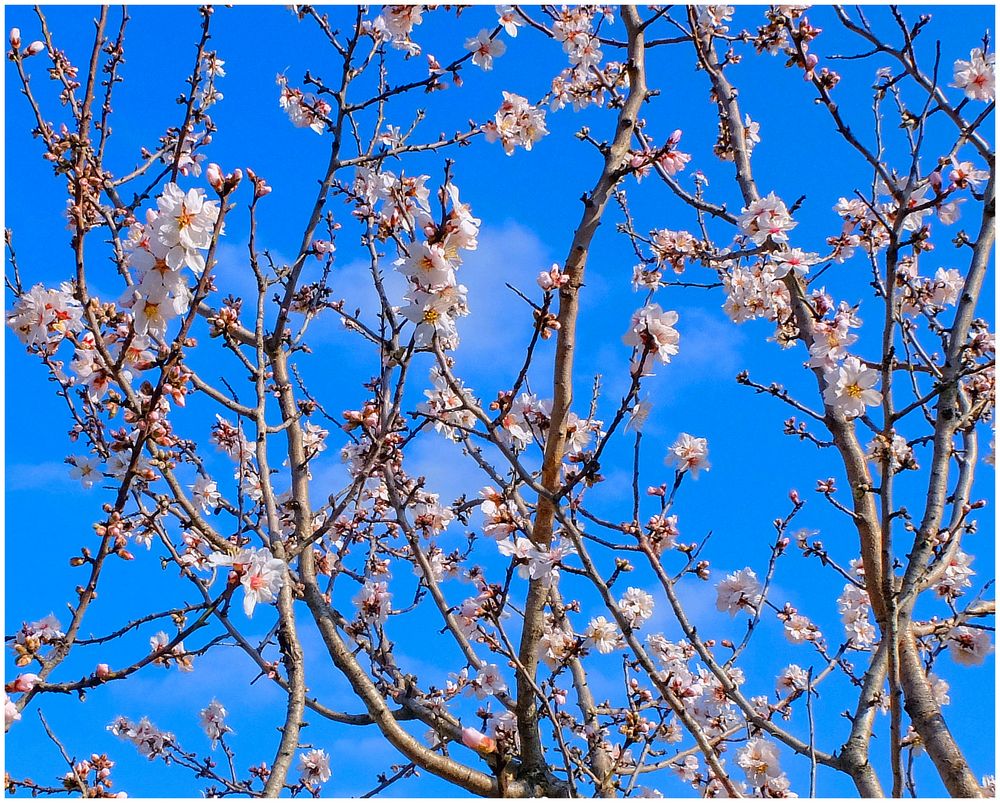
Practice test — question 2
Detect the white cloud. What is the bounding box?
[7,461,74,492]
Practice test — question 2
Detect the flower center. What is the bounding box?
[176,204,197,231]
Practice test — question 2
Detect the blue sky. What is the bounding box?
[4,4,995,798]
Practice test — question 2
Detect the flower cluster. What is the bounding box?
[646,636,702,700]
[629,130,692,182]
[779,605,823,645]
[770,247,818,279]
[120,183,220,340]
[837,582,875,646]
[623,303,681,374]
[866,431,917,474]
[108,716,174,759]
[355,580,392,625]
[934,550,975,601]
[395,183,479,350]
[952,48,995,101]
[484,92,549,155]
[721,259,793,337]
[62,753,123,798]
[807,303,861,370]
[150,630,193,672]
[550,61,629,112]
[209,546,287,618]
[822,355,883,420]
[552,5,604,70]
[737,192,797,246]
[11,614,64,667]
[497,534,576,585]
[198,700,229,745]
[7,282,83,350]
[736,737,792,794]
[370,5,424,55]
[716,568,762,615]
[618,587,655,628]
[901,264,967,315]
[714,113,762,162]
[277,75,330,134]
[648,228,701,275]
[585,615,622,654]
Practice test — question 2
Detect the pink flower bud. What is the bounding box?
[230,167,243,187]
[9,673,39,693]
[667,128,683,146]
[25,40,45,56]
[95,663,111,678]
[206,162,224,191]
[9,28,21,49]
[461,727,496,753]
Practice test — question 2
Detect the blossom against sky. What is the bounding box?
[4,4,995,797]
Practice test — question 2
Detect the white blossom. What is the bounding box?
[666,433,710,477]
[298,748,332,785]
[618,587,655,628]
[952,48,995,101]
[716,568,762,615]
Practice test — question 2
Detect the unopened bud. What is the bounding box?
[9,28,21,49]
[206,162,223,191]
[461,727,496,754]
[95,663,111,679]
[8,673,39,693]
[25,40,45,57]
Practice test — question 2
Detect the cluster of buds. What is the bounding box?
[628,129,692,181]
[8,28,44,59]
[246,166,272,198]
[815,477,836,494]
[342,401,380,432]
[61,753,123,798]
[534,309,561,339]
[288,281,332,315]
[782,14,834,84]
[94,508,136,561]
[205,162,242,195]
[121,383,176,447]
[208,297,242,336]
[644,513,679,554]
[11,616,64,668]
[536,263,570,292]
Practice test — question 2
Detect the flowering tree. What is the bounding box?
[5,4,995,798]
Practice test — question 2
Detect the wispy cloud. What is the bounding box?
[7,461,74,492]
[454,219,552,376]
